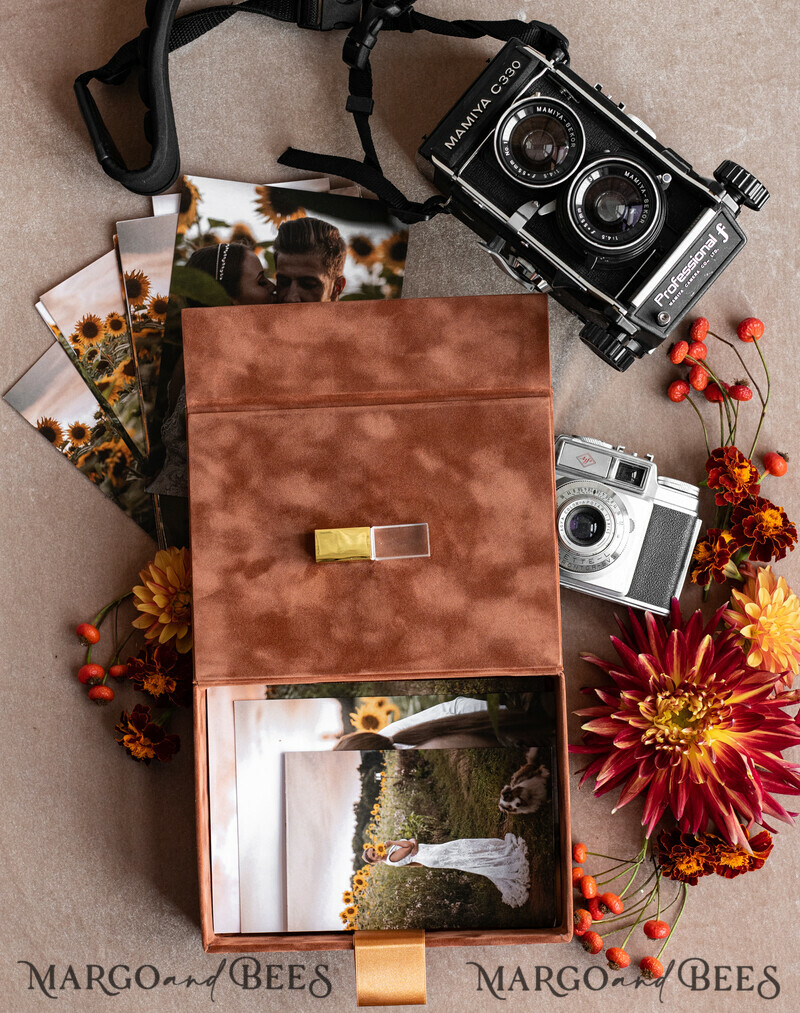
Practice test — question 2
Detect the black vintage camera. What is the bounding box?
[418,39,768,371]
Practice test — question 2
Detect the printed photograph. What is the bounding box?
[37,252,146,455]
[284,745,558,933]
[3,343,155,534]
[228,679,559,934]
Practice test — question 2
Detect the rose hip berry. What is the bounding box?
[88,685,115,705]
[669,340,689,364]
[643,919,671,940]
[728,382,753,401]
[704,382,725,403]
[763,451,788,477]
[580,875,598,899]
[572,866,585,885]
[572,842,587,863]
[580,931,603,955]
[687,340,707,360]
[108,663,129,679]
[689,317,709,342]
[606,947,631,970]
[587,897,604,921]
[599,892,624,915]
[77,663,105,685]
[737,317,765,342]
[76,622,100,645]
[640,956,665,980]
[689,364,709,391]
[668,380,691,403]
[574,909,592,934]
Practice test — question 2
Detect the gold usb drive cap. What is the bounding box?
[314,524,430,563]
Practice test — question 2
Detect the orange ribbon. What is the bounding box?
[353,930,427,1007]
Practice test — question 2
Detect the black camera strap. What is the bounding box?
[75,0,569,220]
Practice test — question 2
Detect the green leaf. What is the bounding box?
[205,217,229,229]
[169,265,233,307]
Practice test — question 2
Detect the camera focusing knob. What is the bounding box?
[713,160,769,211]
[579,322,637,372]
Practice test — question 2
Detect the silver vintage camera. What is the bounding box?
[555,435,701,615]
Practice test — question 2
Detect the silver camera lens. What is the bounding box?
[556,480,629,573]
[558,156,666,260]
[494,97,585,187]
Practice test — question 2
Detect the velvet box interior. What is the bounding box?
[183,293,571,951]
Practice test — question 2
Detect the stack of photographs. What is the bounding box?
[5,174,411,546]
[207,678,562,935]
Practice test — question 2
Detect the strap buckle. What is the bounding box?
[299,0,363,31]
[343,0,414,70]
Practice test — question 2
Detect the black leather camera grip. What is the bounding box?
[628,505,700,614]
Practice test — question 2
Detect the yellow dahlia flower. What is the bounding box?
[724,565,800,682]
[132,547,192,653]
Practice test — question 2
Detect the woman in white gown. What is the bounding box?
[363,834,530,909]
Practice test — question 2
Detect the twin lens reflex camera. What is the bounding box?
[418,40,769,372]
[554,435,701,615]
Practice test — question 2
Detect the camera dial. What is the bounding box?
[494,97,585,187]
[556,480,630,573]
[558,156,666,261]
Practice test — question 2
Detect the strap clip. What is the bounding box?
[343,0,414,70]
[345,94,375,115]
[299,0,363,31]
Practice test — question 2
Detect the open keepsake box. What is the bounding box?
[183,293,572,978]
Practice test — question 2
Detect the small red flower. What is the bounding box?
[687,340,707,360]
[668,380,690,403]
[114,704,180,764]
[77,663,105,685]
[711,829,774,878]
[640,956,665,980]
[737,317,764,342]
[728,383,753,402]
[706,446,761,506]
[731,496,798,562]
[580,931,603,955]
[669,340,689,364]
[644,919,671,940]
[689,317,709,342]
[763,451,788,477]
[127,642,192,707]
[606,947,631,970]
[76,622,100,645]
[689,364,709,391]
[572,842,587,863]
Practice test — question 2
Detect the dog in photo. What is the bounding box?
[498,747,550,815]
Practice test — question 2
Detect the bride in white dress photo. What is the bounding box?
[363,834,530,909]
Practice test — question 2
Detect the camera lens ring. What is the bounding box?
[559,156,665,260]
[556,480,630,574]
[494,97,586,188]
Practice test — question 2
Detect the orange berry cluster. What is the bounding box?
[571,841,671,981]
[74,613,130,705]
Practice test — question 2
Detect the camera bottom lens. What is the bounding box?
[558,156,665,261]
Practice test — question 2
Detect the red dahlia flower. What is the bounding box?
[705,446,760,507]
[572,602,800,848]
[731,496,798,563]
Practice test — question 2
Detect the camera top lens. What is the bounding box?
[558,156,666,261]
[565,505,606,546]
[556,481,629,574]
[495,97,585,188]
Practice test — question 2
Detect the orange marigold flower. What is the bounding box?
[572,602,800,847]
[132,547,192,653]
[731,496,798,563]
[656,829,717,884]
[127,642,192,706]
[710,829,773,878]
[705,447,760,506]
[114,704,180,764]
[723,565,800,683]
[690,528,739,585]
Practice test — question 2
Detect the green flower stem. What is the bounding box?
[84,592,134,666]
[690,356,737,439]
[111,629,137,665]
[684,394,711,457]
[618,839,650,899]
[586,851,642,863]
[708,330,765,404]
[717,402,725,447]
[620,878,660,949]
[594,860,636,882]
[748,339,772,460]
[152,708,174,728]
[655,883,689,960]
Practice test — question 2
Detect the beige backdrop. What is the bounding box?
[1,1,798,1010]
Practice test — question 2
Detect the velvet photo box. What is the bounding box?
[183,292,571,953]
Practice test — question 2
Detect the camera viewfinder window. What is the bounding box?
[614,462,647,487]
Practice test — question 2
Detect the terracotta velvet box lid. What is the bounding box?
[182,292,570,953]
[183,293,562,684]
